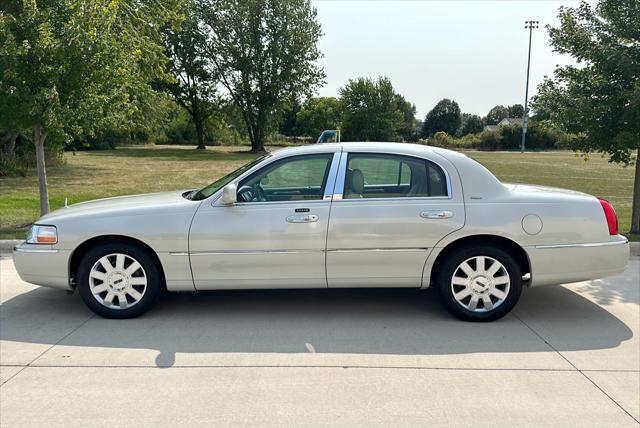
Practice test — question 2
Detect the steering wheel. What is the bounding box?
[253,184,267,202]
[238,184,267,202]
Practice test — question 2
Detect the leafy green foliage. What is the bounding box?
[1,0,178,141]
[200,0,325,152]
[296,97,341,139]
[423,123,567,152]
[507,104,525,119]
[278,98,302,138]
[0,0,180,212]
[158,0,217,149]
[533,0,639,165]
[421,98,461,138]
[458,113,484,136]
[395,94,418,142]
[484,105,509,125]
[339,77,408,142]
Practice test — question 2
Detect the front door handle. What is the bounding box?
[286,214,319,223]
[420,210,453,219]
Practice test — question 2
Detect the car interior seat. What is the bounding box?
[345,168,365,198]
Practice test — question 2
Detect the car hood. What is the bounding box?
[38,190,197,223]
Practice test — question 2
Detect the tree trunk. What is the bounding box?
[194,116,206,150]
[251,130,265,153]
[33,124,50,216]
[631,151,640,234]
[251,116,266,153]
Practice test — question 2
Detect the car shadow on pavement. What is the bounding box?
[571,273,639,306]
[0,283,634,368]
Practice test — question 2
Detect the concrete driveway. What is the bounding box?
[1,253,638,427]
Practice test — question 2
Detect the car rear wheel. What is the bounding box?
[77,242,162,318]
[436,246,522,322]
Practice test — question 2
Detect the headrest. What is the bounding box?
[348,168,365,194]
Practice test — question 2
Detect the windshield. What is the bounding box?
[190,155,269,201]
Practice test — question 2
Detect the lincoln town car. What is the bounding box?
[13,143,629,321]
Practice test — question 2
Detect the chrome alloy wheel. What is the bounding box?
[88,253,147,310]
[450,256,510,312]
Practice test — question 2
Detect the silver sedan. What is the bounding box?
[13,143,629,321]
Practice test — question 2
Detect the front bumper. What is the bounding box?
[13,243,72,291]
[525,235,630,287]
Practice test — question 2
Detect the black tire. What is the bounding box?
[435,245,523,322]
[77,242,163,319]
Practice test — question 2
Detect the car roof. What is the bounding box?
[270,142,460,159]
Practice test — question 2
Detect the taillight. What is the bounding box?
[598,198,619,235]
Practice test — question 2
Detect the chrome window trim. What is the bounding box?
[219,199,332,208]
[332,151,453,201]
[535,239,628,249]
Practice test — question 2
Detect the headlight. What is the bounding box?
[26,225,58,244]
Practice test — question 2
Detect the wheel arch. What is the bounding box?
[427,234,531,287]
[69,235,167,290]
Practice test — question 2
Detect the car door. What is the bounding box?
[326,151,464,288]
[189,152,340,290]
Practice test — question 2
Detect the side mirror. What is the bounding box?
[219,183,237,205]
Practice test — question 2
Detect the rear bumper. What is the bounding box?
[13,243,72,291]
[525,235,629,287]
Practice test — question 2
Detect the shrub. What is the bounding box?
[476,129,504,150]
[432,131,454,147]
[418,122,572,152]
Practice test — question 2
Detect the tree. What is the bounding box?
[395,94,417,141]
[159,0,217,150]
[200,0,325,152]
[279,97,302,139]
[532,0,640,233]
[0,0,177,215]
[296,97,341,139]
[458,113,484,136]
[507,104,525,118]
[339,77,404,141]
[421,99,461,138]
[484,105,509,125]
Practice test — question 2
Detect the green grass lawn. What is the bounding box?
[0,145,636,240]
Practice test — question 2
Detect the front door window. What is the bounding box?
[237,154,334,202]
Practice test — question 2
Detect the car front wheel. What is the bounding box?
[436,246,523,322]
[77,242,162,318]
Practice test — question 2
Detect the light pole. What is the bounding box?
[521,20,539,153]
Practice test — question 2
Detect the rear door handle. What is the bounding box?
[420,210,453,219]
[286,214,319,223]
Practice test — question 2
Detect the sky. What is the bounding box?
[312,0,585,118]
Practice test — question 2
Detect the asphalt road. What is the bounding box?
[1,253,638,427]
